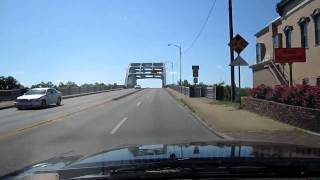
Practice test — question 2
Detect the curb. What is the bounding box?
[112,89,144,101]
[0,104,15,110]
[0,88,125,110]
[166,88,233,140]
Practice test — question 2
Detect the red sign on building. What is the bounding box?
[275,48,306,63]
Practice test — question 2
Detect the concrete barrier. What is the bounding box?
[0,85,125,101]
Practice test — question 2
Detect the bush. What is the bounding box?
[250,84,273,100]
[251,84,320,109]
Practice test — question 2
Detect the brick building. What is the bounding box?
[250,0,320,87]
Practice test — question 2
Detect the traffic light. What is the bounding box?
[193,69,198,77]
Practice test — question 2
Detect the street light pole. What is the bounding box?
[171,62,174,84]
[179,46,182,86]
[165,61,174,85]
[168,43,182,86]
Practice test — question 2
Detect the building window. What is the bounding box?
[283,26,293,48]
[256,43,265,63]
[302,78,309,85]
[272,33,282,49]
[311,8,320,46]
[298,17,310,48]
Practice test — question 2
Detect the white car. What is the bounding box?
[15,88,62,110]
[134,85,141,89]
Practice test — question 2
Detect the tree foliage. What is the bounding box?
[58,81,79,88]
[180,80,190,87]
[31,82,56,89]
[0,76,21,90]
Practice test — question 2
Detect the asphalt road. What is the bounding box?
[0,88,221,176]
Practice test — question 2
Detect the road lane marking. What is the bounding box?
[110,117,127,135]
[0,90,138,141]
[136,101,142,106]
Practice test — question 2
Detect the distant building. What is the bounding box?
[250,0,320,87]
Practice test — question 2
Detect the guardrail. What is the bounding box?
[0,85,124,101]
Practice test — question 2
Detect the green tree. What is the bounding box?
[213,81,225,87]
[197,82,208,87]
[58,81,78,88]
[31,82,56,89]
[181,80,190,87]
[80,83,93,88]
[0,76,21,90]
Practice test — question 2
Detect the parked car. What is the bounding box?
[15,88,62,110]
[134,85,141,89]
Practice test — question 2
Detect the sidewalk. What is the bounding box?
[167,88,320,147]
[0,101,15,110]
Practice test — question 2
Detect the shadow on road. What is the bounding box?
[16,104,64,111]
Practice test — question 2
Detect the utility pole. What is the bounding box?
[171,62,174,84]
[179,46,182,86]
[228,0,236,102]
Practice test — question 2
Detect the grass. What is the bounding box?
[209,100,241,109]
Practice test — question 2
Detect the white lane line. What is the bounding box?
[110,117,128,135]
[136,101,142,106]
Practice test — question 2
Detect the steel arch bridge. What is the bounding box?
[125,62,166,88]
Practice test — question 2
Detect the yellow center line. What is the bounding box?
[0,98,114,141]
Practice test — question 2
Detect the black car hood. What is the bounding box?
[4,140,320,179]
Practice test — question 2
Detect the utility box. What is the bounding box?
[215,86,224,100]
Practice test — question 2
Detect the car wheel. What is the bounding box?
[17,107,22,110]
[56,97,61,106]
[41,100,47,109]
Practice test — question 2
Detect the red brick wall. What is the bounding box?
[241,97,320,133]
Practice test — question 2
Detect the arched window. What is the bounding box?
[298,17,310,48]
[311,8,320,46]
[283,26,293,48]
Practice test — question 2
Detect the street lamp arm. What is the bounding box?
[168,43,181,49]
[168,42,182,87]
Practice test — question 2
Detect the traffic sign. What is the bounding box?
[192,65,199,77]
[193,77,198,84]
[192,65,199,70]
[275,48,306,63]
[229,55,249,66]
[228,34,248,54]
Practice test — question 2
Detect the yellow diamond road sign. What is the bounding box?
[228,34,248,54]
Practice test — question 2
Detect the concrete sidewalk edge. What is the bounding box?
[0,88,125,110]
[0,104,15,110]
[166,88,233,140]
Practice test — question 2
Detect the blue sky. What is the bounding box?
[0,0,279,88]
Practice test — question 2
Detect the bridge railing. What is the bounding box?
[0,85,125,101]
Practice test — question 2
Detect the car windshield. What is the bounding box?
[25,89,46,95]
[1,0,320,178]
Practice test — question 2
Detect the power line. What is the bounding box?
[183,0,217,54]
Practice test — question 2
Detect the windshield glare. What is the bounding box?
[25,89,46,95]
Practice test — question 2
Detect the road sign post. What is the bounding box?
[289,62,293,87]
[230,55,248,89]
[229,34,249,101]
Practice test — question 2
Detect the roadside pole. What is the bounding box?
[238,65,241,89]
[289,62,293,87]
[228,0,236,102]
